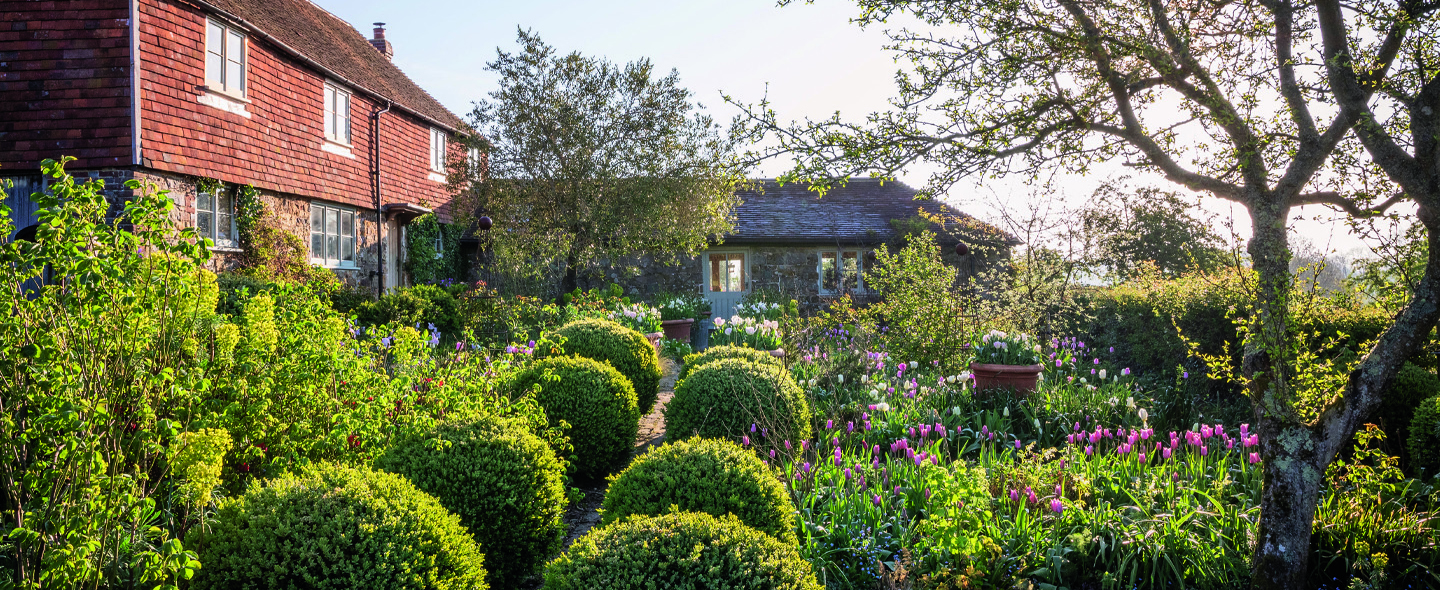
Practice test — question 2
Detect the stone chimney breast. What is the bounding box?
[370,22,393,59]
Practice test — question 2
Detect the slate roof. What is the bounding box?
[202,0,465,130]
[725,179,1010,245]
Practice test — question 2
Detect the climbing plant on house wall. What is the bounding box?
[405,213,461,284]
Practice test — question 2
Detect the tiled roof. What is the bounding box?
[201,0,465,130]
[724,179,1010,245]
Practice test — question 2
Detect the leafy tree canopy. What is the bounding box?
[461,29,749,294]
[1082,184,1229,281]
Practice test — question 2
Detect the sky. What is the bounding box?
[313,0,1383,260]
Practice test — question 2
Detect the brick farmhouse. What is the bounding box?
[0,0,470,291]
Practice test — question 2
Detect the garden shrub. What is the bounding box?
[1377,363,1440,468]
[375,414,568,588]
[1407,395,1440,476]
[356,283,463,338]
[542,511,821,590]
[866,230,971,368]
[679,344,781,380]
[510,355,641,477]
[601,436,797,545]
[664,358,811,448]
[550,318,662,414]
[190,462,488,590]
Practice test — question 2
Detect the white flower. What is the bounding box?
[725,328,733,335]
[1033,344,1042,353]
[714,317,726,327]
[959,372,973,381]
[875,402,891,412]
[1003,406,1010,417]
[1108,397,1118,406]
[808,379,817,387]
[1138,408,1149,422]
[993,341,1004,349]
[861,374,869,384]
[1098,369,1107,380]
[870,389,879,398]
[837,374,845,384]
[1080,377,1088,384]
[952,406,963,416]
[1126,397,1136,409]
[909,361,918,370]
[745,326,756,335]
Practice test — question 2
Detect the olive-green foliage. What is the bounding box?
[665,358,811,449]
[376,414,568,588]
[601,437,796,545]
[542,511,822,590]
[679,344,781,380]
[867,231,971,368]
[356,283,464,338]
[405,213,464,285]
[191,463,488,590]
[511,355,641,477]
[551,318,662,414]
[1377,363,1440,468]
[1407,396,1440,476]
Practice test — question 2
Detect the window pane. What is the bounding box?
[197,211,213,239]
[324,88,334,137]
[226,59,243,93]
[326,208,337,236]
[311,232,324,258]
[342,236,355,262]
[326,234,338,260]
[207,21,222,55]
[311,206,323,232]
[709,254,724,292]
[226,30,243,63]
[842,252,859,291]
[338,95,350,143]
[821,252,837,291]
[342,210,354,238]
[197,191,212,213]
[206,53,223,86]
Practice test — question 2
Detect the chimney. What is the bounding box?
[369,23,393,59]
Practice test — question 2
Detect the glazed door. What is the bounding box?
[703,250,748,320]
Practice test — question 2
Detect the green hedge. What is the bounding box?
[510,355,641,477]
[601,436,796,545]
[664,358,811,449]
[679,344,781,381]
[190,463,488,590]
[375,414,568,588]
[355,283,465,338]
[542,512,821,590]
[551,318,662,414]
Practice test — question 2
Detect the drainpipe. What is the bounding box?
[370,100,392,298]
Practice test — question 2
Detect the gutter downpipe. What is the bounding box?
[371,100,392,298]
[129,0,142,167]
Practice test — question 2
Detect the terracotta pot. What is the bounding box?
[645,331,664,352]
[661,318,694,341]
[970,362,1043,395]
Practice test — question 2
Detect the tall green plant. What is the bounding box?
[865,230,970,367]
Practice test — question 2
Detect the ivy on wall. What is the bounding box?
[405,213,462,285]
[235,184,262,255]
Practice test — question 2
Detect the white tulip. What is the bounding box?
[837,374,845,384]
[1098,369,1107,380]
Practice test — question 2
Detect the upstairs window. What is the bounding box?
[205,18,246,97]
[819,250,862,294]
[430,128,447,172]
[310,203,357,268]
[324,83,352,144]
[196,186,236,248]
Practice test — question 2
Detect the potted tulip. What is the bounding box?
[608,303,664,350]
[969,329,1044,395]
[656,292,704,342]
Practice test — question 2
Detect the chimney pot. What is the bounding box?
[369,22,393,59]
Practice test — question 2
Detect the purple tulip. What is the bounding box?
[742,436,750,447]
[1051,499,1064,514]
[847,422,854,434]
[844,468,852,481]
[1014,439,1022,450]
[1009,489,1020,502]
[873,495,882,506]
[827,419,834,430]
[1085,445,1093,456]
[1249,452,1260,464]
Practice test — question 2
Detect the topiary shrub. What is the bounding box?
[1408,395,1440,476]
[375,414,567,588]
[679,344,781,380]
[510,355,641,477]
[542,512,821,590]
[190,463,488,590]
[601,436,796,545]
[551,318,662,414]
[664,358,811,449]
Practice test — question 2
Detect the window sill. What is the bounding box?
[209,245,243,253]
[312,260,360,270]
[197,88,251,118]
[427,171,447,183]
[321,140,355,159]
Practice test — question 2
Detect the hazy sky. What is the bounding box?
[314,0,1377,258]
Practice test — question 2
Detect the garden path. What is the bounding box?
[555,357,679,554]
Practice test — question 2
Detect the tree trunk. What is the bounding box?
[560,249,579,297]
[1243,196,1320,589]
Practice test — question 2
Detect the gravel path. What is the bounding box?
[533,356,680,583]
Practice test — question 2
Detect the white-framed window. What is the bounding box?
[323,82,352,144]
[310,202,357,268]
[707,252,747,293]
[196,186,236,248]
[205,18,246,97]
[819,249,864,294]
[433,231,444,259]
[467,146,482,174]
[430,128,447,172]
